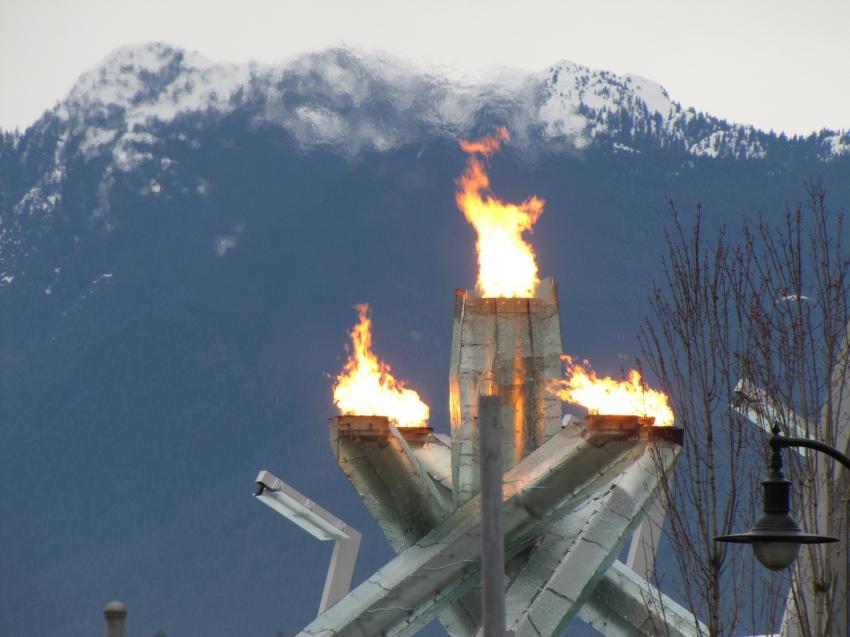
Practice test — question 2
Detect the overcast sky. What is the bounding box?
[1,0,848,135]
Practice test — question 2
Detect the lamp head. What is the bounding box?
[715,430,837,570]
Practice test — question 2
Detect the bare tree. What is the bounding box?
[735,185,850,637]
[639,204,777,636]
[639,183,849,636]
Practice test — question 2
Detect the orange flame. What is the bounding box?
[332,304,430,428]
[456,128,543,298]
[549,356,675,426]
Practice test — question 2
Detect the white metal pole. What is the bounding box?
[480,395,505,636]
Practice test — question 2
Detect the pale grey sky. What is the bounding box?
[1,0,848,134]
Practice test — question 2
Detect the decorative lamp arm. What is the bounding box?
[770,424,850,470]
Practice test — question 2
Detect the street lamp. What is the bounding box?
[715,424,847,571]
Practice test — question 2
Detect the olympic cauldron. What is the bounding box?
[297,279,705,637]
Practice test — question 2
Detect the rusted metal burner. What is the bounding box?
[585,413,656,429]
[396,426,435,442]
[581,413,684,445]
[331,415,434,443]
[332,415,391,442]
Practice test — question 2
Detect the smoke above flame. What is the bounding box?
[549,356,675,426]
[333,304,430,428]
[456,128,543,298]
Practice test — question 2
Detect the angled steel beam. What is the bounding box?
[254,470,362,614]
[733,378,814,454]
[579,560,707,637]
[299,422,680,637]
[410,423,681,636]
[626,494,666,581]
[329,416,478,635]
[329,416,452,551]
[498,436,681,636]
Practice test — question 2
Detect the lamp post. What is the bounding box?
[715,424,849,571]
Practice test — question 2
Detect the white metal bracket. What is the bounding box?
[254,470,362,614]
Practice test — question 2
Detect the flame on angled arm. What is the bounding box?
[548,355,675,426]
[456,128,543,298]
[332,304,430,428]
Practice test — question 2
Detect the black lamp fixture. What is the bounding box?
[715,425,843,571]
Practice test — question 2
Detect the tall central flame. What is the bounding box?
[549,356,675,426]
[333,304,430,428]
[456,128,543,298]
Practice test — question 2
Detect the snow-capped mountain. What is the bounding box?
[4,43,848,279]
[17,42,850,160]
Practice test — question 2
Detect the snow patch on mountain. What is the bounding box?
[13,130,68,221]
[624,74,674,117]
[823,132,850,158]
[56,42,256,203]
[536,62,679,149]
[61,43,254,129]
[689,131,725,158]
[79,127,118,158]
[258,49,495,154]
[215,235,237,256]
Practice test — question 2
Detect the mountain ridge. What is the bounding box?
[6,42,849,159]
[2,43,847,273]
